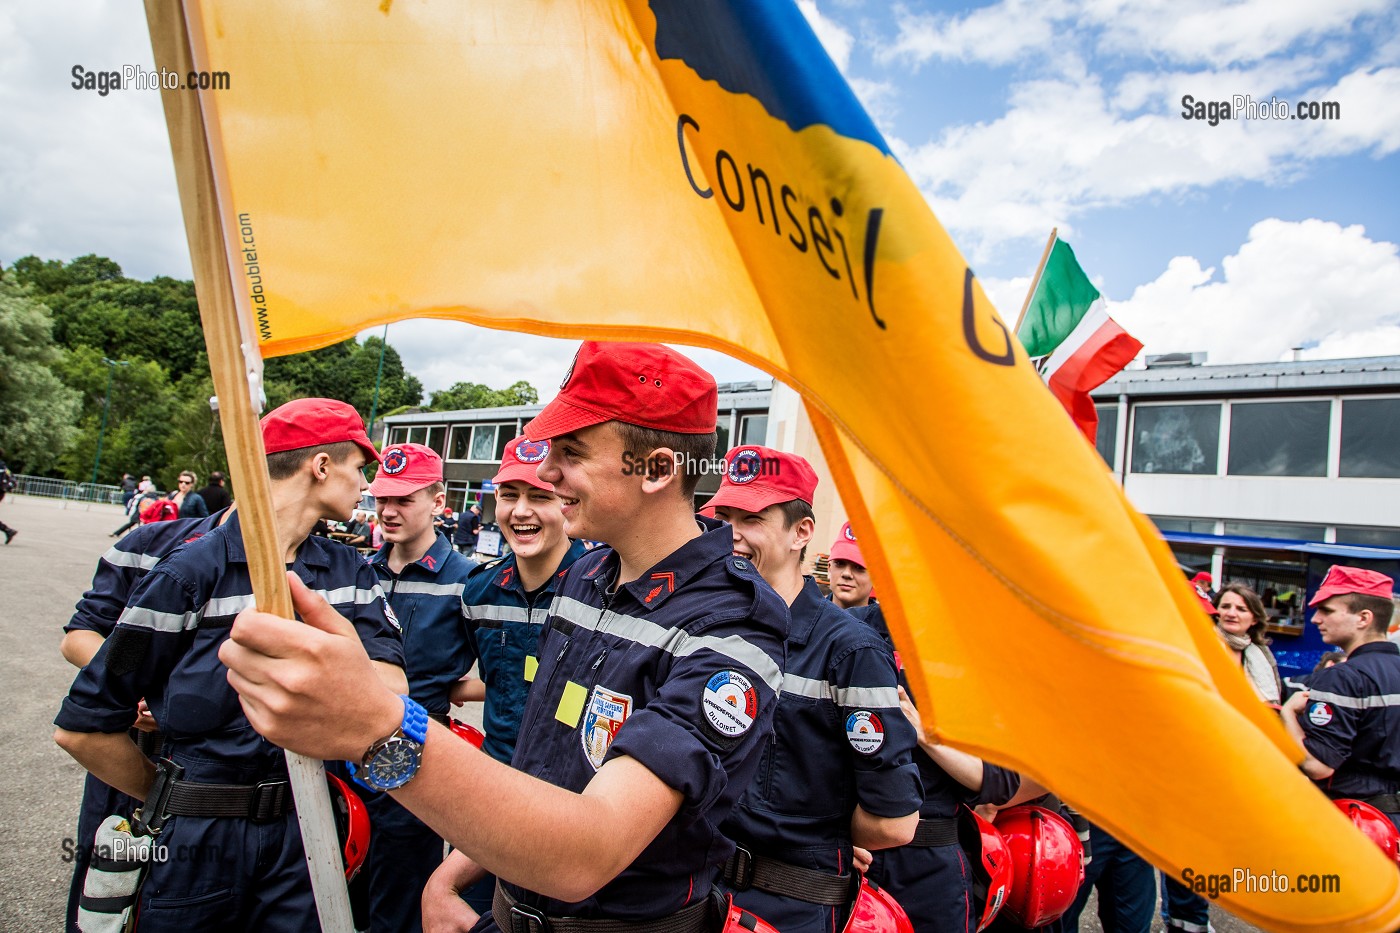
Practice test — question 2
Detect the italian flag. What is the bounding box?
[1017,236,1142,443]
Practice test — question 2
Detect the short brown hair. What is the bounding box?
[1340,593,1396,633]
[266,440,361,480]
[776,499,816,563]
[614,422,717,499]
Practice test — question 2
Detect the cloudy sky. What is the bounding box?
[3,1,1398,398]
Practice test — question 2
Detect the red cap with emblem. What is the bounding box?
[261,398,381,464]
[703,446,817,515]
[493,436,554,491]
[829,521,865,568]
[524,342,718,441]
[368,443,442,497]
[1310,565,1394,607]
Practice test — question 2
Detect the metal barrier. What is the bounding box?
[10,475,128,506]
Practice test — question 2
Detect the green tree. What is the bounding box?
[429,379,538,411]
[0,275,82,473]
[53,347,173,484]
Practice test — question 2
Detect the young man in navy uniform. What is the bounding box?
[1283,565,1400,828]
[59,505,230,933]
[706,445,921,933]
[221,342,788,933]
[422,435,588,922]
[55,398,407,932]
[363,442,476,933]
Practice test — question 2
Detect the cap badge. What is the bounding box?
[727,448,764,485]
[515,439,550,464]
[382,448,408,475]
[843,523,858,542]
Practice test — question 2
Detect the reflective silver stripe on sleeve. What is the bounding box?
[551,596,782,694]
[117,606,198,632]
[315,585,383,606]
[103,547,160,571]
[204,594,256,617]
[388,581,465,599]
[780,675,899,708]
[1309,690,1400,710]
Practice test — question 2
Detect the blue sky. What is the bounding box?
[2,1,1398,397]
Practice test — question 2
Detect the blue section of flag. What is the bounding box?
[650,0,892,156]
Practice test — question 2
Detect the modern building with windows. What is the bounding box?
[379,380,774,517]
[1092,354,1400,673]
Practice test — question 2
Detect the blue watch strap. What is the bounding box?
[400,694,429,744]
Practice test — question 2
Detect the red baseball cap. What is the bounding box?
[703,446,817,515]
[493,436,554,491]
[368,443,442,497]
[261,398,380,464]
[524,342,717,441]
[829,521,865,568]
[1310,566,1395,607]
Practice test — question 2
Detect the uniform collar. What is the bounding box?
[613,516,731,611]
[221,510,332,569]
[786,577,828,646]
[373,531,453,576]
[500,539,590,595]
[1348,640,1400,659]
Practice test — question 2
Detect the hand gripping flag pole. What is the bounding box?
[143,2,355,929]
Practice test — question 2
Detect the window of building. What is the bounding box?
[715,421,730,459]
[470,425,501,461]
[388,427,410,446]
[1222,520,1326,542]
[1130,404,1220,474]
[448,426,472,461]
[1340,398,1400,478]
[445,483,471,514]
[1220,551,1308,632]
[426,426,446,455]
[1334,525,1400,549]
[1149,515,1218,534]
[1226,401,1329,477]
[1094,404,1118,469]
[738,414,768,447]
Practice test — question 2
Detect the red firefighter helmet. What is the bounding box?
[842,877,914,933]
[994,805,1085,927]
[326,773,370,880]
[1335,799,1400,865]
[720,894,783,933]
[449,718,486,748]
[957,806,1013,932]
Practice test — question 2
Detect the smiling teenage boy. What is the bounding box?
[362,442,475,933]
[220,342,788,933]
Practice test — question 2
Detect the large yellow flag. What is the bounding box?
[157,1,1400,928]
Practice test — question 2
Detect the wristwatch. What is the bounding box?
[349,695,429,792]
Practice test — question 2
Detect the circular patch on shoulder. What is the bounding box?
[1308,701,1333,726]
[846,710,884,755]
[382,448,408,475]
[727,448,764,484]
[515,439,550,463]
[703,670,758,737]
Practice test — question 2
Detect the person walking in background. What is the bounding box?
[0,449,17,545]
[196,470,232,513]
[120,473,137,510]
[453,501,482,556]
[170,470,209,518]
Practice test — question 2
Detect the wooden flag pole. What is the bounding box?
[144,2,354,930]
[1012,226,1058,337]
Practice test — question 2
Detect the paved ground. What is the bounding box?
[0,493,1260,932]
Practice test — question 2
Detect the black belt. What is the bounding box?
[130,728,164,759]
[909,817,959,847]
[162,779,293,822]
[720,846,852,907]
[493,883,713,933]
[1364,793,1400,814]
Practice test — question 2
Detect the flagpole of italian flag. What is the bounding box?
[1015,231,1143,443]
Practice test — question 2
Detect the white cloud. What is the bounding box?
[883,0,1065,67]
[1108,219,1400,363]
[797,0,855,73]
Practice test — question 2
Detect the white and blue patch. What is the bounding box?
[846,710,884,755]
[582,685,632,771]
[1308,701,1333,727]
[727,448,764,485]
[515,439,550,463]
[382,448,408,475]
[843,523,857,542]
[703,670,758,737]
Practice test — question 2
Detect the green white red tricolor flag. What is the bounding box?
[1017,234,1143,442]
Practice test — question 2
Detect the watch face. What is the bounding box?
[367,738,421,790]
